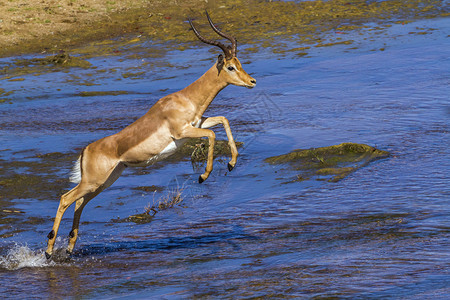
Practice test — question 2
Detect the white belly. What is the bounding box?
[125,139,187,167]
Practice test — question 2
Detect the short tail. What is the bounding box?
[69,148,84,184]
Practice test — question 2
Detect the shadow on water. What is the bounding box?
[75,228,257,257]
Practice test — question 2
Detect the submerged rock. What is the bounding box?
[123,213,155,224]
[265,143,389,183]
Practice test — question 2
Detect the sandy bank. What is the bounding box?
[0,0,448,58]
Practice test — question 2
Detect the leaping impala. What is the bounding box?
[45,12,256,259]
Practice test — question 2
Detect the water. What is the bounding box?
[0,17,449,298]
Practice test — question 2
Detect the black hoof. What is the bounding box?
[227,163,234,172]
[47,230,55,240]
[45,252,51,260]
[198,175,205,184]
[66,249,73,256]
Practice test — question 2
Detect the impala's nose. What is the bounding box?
[247,78,256,88]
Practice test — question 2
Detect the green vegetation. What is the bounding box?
[265,143,389,182]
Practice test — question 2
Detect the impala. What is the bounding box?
[45,12,256,259]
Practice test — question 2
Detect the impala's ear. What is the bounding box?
[216,54,224,75]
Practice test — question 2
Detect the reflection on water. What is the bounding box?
[1,17,449,298]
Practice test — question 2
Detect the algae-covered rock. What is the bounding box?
[170,138,243,164]
[265,143,389,182]
[125,213,154,224]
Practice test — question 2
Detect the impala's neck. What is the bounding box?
[180,63,228,115]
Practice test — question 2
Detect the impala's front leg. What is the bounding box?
[200,116,238,171]
[179,126,215,183]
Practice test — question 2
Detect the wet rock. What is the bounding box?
[167,138,243,165]
[132,185,164,193]
[265,143,389,183]
[125,213,154,224]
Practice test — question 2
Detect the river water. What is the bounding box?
[0,16,449,298]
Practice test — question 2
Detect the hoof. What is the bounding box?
[45,252,51,260]
[47,230,55,240]
[227,163,234,172]
[198,175,205,184]
[66,249,73,256]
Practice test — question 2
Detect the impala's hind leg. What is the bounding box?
[66,196,90,255]
[66,163,126,255]
[45,183,93,259]
[45,158,126,259]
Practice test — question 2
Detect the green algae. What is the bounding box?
[0,88,14,104]
[265,143,389,183]
[123,213,155,224]
[121,71,146,79]
[0,173,67,200]
[76,90,129,97]
[14,52,92,68]
[132,185,165,193]
[0,52,92,84]
[0,151,79,201]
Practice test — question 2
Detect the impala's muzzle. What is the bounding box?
[246,78,256,89]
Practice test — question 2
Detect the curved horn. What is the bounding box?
[205,11,237,57]
[189,18,231,58]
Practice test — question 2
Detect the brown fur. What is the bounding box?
[45,55,256,258]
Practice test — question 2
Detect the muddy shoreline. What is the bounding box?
[1,0,448,58]
[0,0,205,58]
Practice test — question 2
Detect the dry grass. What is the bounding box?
[144,186,185,216]
[124,186,185,224]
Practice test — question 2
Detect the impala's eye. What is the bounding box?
[227,66,235,71]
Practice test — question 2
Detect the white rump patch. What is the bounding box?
[69,156,82,184]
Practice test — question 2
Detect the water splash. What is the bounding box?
[0,244,56,270]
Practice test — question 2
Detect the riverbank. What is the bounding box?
[0,0,204,57]
[1,0,448,58]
